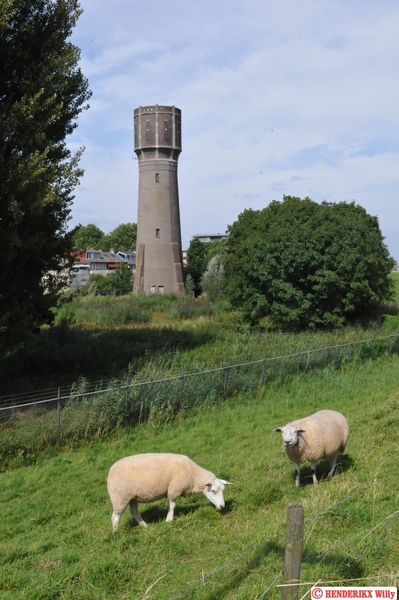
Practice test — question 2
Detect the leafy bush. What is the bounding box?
[226,196,395,328]
[356,338,387,362]
[87,263,132,293]
[381,314,399,331]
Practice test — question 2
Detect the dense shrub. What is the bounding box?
[226,197,395,327]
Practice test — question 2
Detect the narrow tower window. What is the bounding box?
[156,228,160,238]
[164,120,168,141]
[146,120,150,140]
[155,173,159,183]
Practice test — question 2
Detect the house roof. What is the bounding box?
[84,249,127,264]
[72,250,89,264]
[73,249,135,266]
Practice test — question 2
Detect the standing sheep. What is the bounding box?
[274,409,349,487]
[107,453,232,531]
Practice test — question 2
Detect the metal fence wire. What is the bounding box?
[1,334,399,454]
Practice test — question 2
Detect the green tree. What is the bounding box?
[187,236,208,272]
[0,0,91,342]
[206,238,228,264]
[226,196,395,328]
[186,236,208,295]
[112,263,133,289]
[102,222,137,251]
[73,224,104,250]
[184,273,195,297]
[201,256,227,301]
[88,264,133,293]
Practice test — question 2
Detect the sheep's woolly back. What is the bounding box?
[281,409,349,465]
[107,453,216,511]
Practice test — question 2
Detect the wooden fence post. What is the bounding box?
[281,502,304,600]
[57,387,61,439]
[261,356,267,385]
[180,368,184,406]
[223,361,229,394]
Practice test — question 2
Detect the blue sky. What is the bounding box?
[69,0,399,258]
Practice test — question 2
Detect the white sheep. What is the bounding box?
[274,409,349,487]
[107,452,232,531]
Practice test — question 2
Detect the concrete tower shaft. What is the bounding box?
[133,105,184,295]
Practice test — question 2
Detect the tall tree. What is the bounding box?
[185,236,208,295]
[102,222,137,251]
[73,224,104,250]
[226,196,395,328]
[0,0,91,342]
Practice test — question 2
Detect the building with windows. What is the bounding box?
[70,249,135,287]
[191,233,228,244]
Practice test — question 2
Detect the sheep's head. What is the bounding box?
[274,424,306,448]
[203,478,232,510]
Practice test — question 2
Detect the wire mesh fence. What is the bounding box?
[1,334,399,463]
[165,473,399,600]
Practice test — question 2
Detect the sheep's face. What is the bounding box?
[203,478,232,510]
[274,425,305,448]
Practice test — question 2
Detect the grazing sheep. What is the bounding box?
[107,452,232,531]
[274,409,349,487]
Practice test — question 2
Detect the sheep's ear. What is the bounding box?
[221,480,233,486]
[274,427,282,432]
[297,428,306,433]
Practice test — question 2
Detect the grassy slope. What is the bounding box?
[1,355,399,599]
[1,272,398,396]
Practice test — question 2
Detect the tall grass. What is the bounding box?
[2,333,398,470]
[1,356,399,598]
[1,284,399,396]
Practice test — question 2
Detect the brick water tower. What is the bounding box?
[133,105,184,294]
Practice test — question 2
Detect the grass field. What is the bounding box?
[1,354,399,599]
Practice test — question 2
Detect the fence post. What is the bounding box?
[261,356,267,385]
[180,368,184,406]
[281,502,304,600]
[57,387,61,439]
[125,376,129,412]
[224,361,229,394]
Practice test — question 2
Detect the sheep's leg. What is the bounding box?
[311,463,319,485]
[166,498,176,522]
[327,456,337,479]
[111,511,122,532]
[294,463,301,487]
[129,499,148,528]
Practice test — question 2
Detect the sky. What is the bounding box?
[68,0,399,258]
